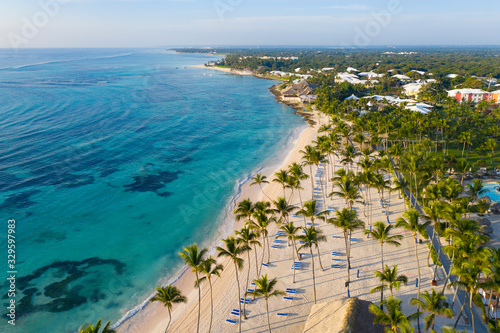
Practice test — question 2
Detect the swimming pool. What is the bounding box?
[484,181,500,202]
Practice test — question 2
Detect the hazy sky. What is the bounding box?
[1,0,499,48]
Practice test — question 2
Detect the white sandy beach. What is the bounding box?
[188,64,254,75]
[117,110,472,333]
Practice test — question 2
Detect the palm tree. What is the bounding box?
[251,173,271,200]
[195,259,223,333]
[277,222,299,283]
[247,275,285,333]
[410,288,453,332]
[235,227,260,319]
[328,208,364,297]
[179,243,207,333]
[297,226,327,303]
[272,197,295,226]
[370,264,408,297]
[150,286,187,333]
[217,237,249,333]
[396,209,430,333]
[273,170,290,198]
[247,211,275,270]
[330,176,363,210]
[234,199,254,223]
[296,200,328,228]
[288,162,309,207]
[79,319,115,333]
[365,221,403,304]
[369,296,420,333]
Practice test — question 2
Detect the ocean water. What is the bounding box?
[0,49,305,332]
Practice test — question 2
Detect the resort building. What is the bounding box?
[447,88,491,103]
[490,90,500,103]
[281,79,318,103]
[402,82,424,97]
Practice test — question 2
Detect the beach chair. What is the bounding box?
[240,298,250,304]
[273,239,283,243]
[332,252,342,256]
[247,288,254,293]
[331,258,342,261]
[231,309,240,315]
[292,262,302,270]
[351,238,358,242]
[226,319,237,324]
[332,235,342,239]
[283,296,294,301]
[277,313,289,317]
[286,288,297,294]
[262,263,270,268]
[271,245,280,249]
[299,240,306,245]
[331,264,341,268]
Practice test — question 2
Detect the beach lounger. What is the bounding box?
[332,252,342,256]
[273,239,283,243]
[283,296,294,301]
[277,313,289,317]
[332,235,342,239]
[262,263,270,267]
[271,245,280,249]
[331,264,341,268]
[298,252,307,258]
[332,258,342,261]
[240,298,250,304]
[231,311,240,316]
[386,216,390,224]
[351,238,357,242]
[247,289,254,293]
[286,288,296,293]
[226,319,237,324]
[299,240,305,245]
[306,222,317,226]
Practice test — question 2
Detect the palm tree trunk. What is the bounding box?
[441,251,455,294]
[254,245,259,280]
[380,243,384,306]
[234,261,242,333]
[166,308,171,333]
[266,298,272,333]
[470,292,476,333]
[427,227,436,267]
[258,235,266,277]
[309,165,314,198]
[267,233,271,264]
[208,279,213,333]
[414,237,421,333]
[310,246,317,303]
[316,245,324,271]
[344,232,350,295]
[243,252,251,319]
[454,296,467,328]
[292,240,296,283]
[195,271,201,333]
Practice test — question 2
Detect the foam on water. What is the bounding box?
[0,49,305,332]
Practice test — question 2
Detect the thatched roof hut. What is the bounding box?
[477,218,492,226]
[480,225,493,235]
[302,297,385,333]
[490,202,500,214]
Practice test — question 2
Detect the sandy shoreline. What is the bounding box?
[188,64,254,75]
[117,109,471,333]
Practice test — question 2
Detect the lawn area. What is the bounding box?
[443,145,500,171]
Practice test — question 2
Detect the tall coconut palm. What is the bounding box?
[234,199,254,224]
[297,226,327,303]
[327,208,365,297]
[396,209,430,333]
[247,275,285,333]
[288,162,309,208]
[272,197,295,226]
[247,211,275,270]
[273,170,290,198]
[196,257,223,332]
[79,319,115,333]
[330,176,363,210]
[235,227,260,319]
[369,296,420,333]
[277,222,299,283]
[216,237,249,333]
[370,264,408,297]
[296,199,328,228]
[365,221,403,304]
[150,286,187,333]
[179,243,207,333]
[410,289,454,332]
[251,173,271,200]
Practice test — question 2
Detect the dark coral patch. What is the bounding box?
[124,170,181,197]
[0,189,41,210]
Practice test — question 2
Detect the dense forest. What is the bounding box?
[174,47,500,78]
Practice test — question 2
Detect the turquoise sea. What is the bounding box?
[0,49,305,332]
